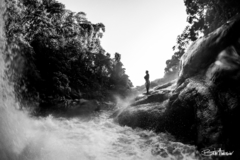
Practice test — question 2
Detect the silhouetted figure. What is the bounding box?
[144,70,150,94]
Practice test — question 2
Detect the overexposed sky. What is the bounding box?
[57,0,188,86]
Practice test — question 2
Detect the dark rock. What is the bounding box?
[116,15,240,159]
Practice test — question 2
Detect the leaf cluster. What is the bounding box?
[164,0,240,77]
[5,0,133,107]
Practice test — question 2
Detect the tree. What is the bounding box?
[164,0,240,78]
[6,0,133,107]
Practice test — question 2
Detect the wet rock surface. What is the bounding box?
[116,15,240,159]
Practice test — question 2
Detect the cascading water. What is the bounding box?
[0,104,200,160]
[0,1,200,160]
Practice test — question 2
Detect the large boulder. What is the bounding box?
[115,15,240,159]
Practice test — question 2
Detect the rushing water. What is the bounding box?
[0,1,201,160]
[0,104,200,160]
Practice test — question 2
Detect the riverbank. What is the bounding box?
[115,15,240,160]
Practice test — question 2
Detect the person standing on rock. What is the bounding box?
[144,70,150,94]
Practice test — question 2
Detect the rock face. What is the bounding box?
[116,15,240,159]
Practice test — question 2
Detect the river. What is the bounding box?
[0,100,200,160]
[0,68,199,160]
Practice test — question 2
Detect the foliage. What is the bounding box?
[5,0,133,106]
[164,0,240,77]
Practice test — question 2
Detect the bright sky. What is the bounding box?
[57,0,188,86]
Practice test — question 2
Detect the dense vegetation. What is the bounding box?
[5,0,133,107]
[164,0,240,77]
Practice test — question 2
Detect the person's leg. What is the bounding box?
[146,83,150,94]
[145,85,147,93]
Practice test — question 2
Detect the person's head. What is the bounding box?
[146,70,148,74]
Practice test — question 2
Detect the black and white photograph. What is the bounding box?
[0,0,240,159]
